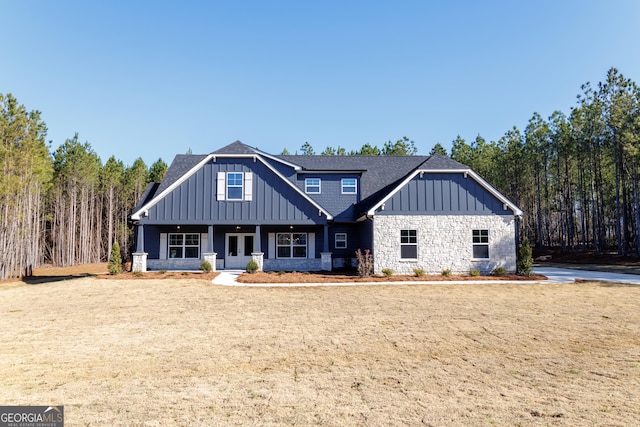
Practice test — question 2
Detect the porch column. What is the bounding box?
[255,225,261,252]
[132,224,148,272]
[136,223,145,253]
[202,225,217,271]
[323,225,329,252]
[207,225,214,251]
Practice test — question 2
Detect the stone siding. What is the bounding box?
[263,258,322,272]
[373,215,517,275]
[147,259,203,271]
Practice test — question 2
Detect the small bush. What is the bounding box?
[469,269,480,277]
[441,269,451,277]
[246,259,259,274]
[277,270,286,276]
[492,267,507,277]
[199,260,212,272]
[355,249,374,278]
[517,238,534,276]
[159,269,167,274]
[133,271,144,277]
[413,268,425,277]
[181,271,189,276]
[381,268,393,277]
[108,241,122,275]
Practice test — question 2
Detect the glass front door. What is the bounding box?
[225,233,255,268]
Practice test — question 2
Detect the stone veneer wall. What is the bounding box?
[263,258,322,272]
[147,259,203,271]
[373,214,517,275]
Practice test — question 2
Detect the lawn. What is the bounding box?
[1,276,639,426]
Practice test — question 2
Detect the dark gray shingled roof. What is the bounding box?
[137,141,472,220]
[154,154,208,196]
[212,140,258,155]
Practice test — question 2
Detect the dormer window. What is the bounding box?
[305,178,321,194]
[341,178,357,194]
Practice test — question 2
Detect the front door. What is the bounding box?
[225,233,255,269]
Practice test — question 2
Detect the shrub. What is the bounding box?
[492,267,507,277]
[381,268,393,277]
[159,269,167,274]
[413,268,425,277]
[517,238,534,276]
[469,269,480,277]
[133,271,144,277]
[199,260,212,273]
[246,259,259,274]
[441,269,451,277]
[355,249,374,278]
[108,241,122,275]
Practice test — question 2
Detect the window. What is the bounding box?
[472,229,489,259]
[227,172,244,200]
[400,229,417,259]
[168,233,200,259]
[305,178,321,194]
[335,233,347,249]
[276,233,307,258]
[341,178,357,194]
[217,172,252,201]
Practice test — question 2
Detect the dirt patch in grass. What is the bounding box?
[238,270,546,283]
[1,278,639,425]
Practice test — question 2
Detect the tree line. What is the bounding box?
[1,67,638,279]
[287,67,640,256]
[0,93,168,280]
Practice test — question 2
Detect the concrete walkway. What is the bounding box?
[211,267,640,286]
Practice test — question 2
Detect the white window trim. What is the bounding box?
[168,233,200,259]
[335,233,347,249]
[276,232,308,259]
[227,172,244,200]
[341,178,357,194]
[472,229,490,260]
[305,178,321,194]
[400,229,418,260]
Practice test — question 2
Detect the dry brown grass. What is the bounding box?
[1,277,639,426]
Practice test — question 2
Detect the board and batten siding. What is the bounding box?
[377,173,512,215]
[143,158,328,225]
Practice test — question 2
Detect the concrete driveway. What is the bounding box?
[534,266,640,284]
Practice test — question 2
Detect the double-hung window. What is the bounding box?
[168,233,200,259]
[335,233,347,249]
[227,172,244,200]
[400,229,417,259]
[305,178,321,194]
[217,172,253,201]
[276,233,307,258]
[341,178,357,194]
[472,229,489,259]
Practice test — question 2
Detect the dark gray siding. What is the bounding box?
[378,173,511,215]
[142,158,328,225]
[295,174,359,220]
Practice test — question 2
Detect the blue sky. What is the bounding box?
[2,1,640,166]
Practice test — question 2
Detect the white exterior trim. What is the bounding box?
[131,153,333,221]
[366,169,523,217]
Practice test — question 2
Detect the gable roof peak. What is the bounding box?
[211,140,257,155]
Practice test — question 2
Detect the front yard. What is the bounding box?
[1,276,639,425]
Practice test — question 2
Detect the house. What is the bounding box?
[130,141,522,274]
